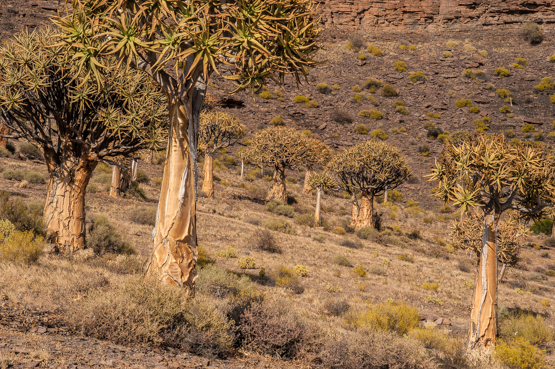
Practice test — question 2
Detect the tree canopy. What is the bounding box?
[199,111,244,154]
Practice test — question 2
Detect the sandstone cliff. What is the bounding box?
[318,0,555,31]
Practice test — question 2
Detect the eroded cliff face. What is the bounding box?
[318,0,555,31]
[0,1,62,41]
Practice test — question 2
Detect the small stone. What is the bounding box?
[37,326,47,334]
[435,317,444,325]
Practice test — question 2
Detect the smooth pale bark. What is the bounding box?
[43,157,96,254]
[468,212,498,350]
[240,160,244,180]
[303,169,312,195]
[201,153,214,198]
[498,263,507,283]
[147,101,198,291]
[109,165,122,198]
[384,189,388,203]
[352,190,374,230]
[0,123,8,148]
[314,187,322,226]
[131,158,139,182]
[267,164,287,203]
[351,192,359,223]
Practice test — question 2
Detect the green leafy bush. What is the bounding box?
[495,67,511,78]
[0,191,45,236]
[393,61,406,73]
[530,218,553,235]
[274,266,304,294]
[0,229,44,264]
[499,313,553,345]
[354,124,368,135]
[356,227,377,240]
[494,337,547,369]
[455,98,472,108]
[371,129,388,141]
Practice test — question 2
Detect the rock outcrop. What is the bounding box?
[317,0,555,31]
[0,1,62,41]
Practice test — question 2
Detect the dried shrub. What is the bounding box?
[238,256,256,269]
[88,215,136,256]
[316,83,329,94]
[323,299,350,316]
[346,35,365,51]
[0,229,44,264]
[397,253,414,263]
[135,169,150,184]
[421,282,439,291]
[381,84,398,97]
[274,266,304,294]
[409,71,427,83]
[339,239,361,249]
[0,191,45,236]
[344,301,419,335]
[333,255,352,267]
[330,109,354,124]
[521,21,544,45]
[356,227,377,239]
[353,264,366,277]
[250,229,282,253]
[499,313,553,345]
[197,264,250,298]
[265,200,295,218]
[19,143,42,160]
[129,207,157,226]
[262,218,295,235]
[126,181,147,200]
[354,124,368,135]
[70,276,234,358]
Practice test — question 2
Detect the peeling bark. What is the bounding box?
[240,160,244,180]
[131,158,139,182]
[43,158,96,254]
[147,101,197,292]
[351,190,374,230]
[109,165,122,198]
[267,164,287,203]
[303,169,312,195]
[314,187,322,226]
[468,212,498,350]
[201,153,214,198]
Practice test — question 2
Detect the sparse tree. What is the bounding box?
[0,29,166,254]
[303,137,331,195]
[327,140,411,230]
[307,172,336,226]
[58,0,320,290]
[199,112,244,198]
[236,148,247,180]
[245,127,323,203]
[428,133,555,350]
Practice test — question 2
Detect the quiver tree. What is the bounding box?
[58,0,319,290]
[0,29,166,254]
[245,127,324,203]
[303,138,331,195]
[327,140,411,230]
[307,172,336,226]
[428,133,555,350]
[236,148,247,180]
[110,157,132,198]
[199,111,244,198]
[452,210,526,282]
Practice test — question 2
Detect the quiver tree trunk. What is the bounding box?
[147,101,198,291]
[303,169,312,195]
[351,192,359,222]
[267,163,287,203]
[202,153,214,198]
[43,157,96,254]
[240,160,244,180]
[0,123,8,148]
[131,158,139,182]
[384,189,388,203]
[468,212,499,350]
[314,187,322,226]
[110,165,122,198]
[551,217,555,237]
[351,190,374,230]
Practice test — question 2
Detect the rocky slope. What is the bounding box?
[0,0,62,41]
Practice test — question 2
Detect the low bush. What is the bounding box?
[0,227,44,264]
[421,282,439,291]
[270,116,284,126]
[135,170,150,184]
[324,299,350,317]
[197,264,250,298]
[455,98,472,108]
[332,226,346,235]
[330,109,353,124]
[316,83,329,94]
[371,129,388,141]
[495,67,511,78]
[494,337,547,369]
[19,143,42,160]
[339,239,361,249]
[398,253,414,263]
[258,91,273,99]
[352,93,364,103]
[0,191,45,236]
[305,100,318,108]
[0,147,11,158]
[500,105,511,114]
[356,227,376,239]
[293,96,309,103]
[126,181,147,201]
[443,51,453,58]
[265,200,295,218]
[521,21,544,45]
[393,61,407,73]
[88,215,136,256]
[344,301,419,335]
[499,313,553,345]
[238,256,256,269]
[274,266,304,294]
[333,255,351,267]
[129,207,157,226]
[409,71,427,83]
[522,124,535,133]
[367,44,383,57]
[381,84,398,97]
[363,78,382,89]
[388,189,403,202]
[353,264,366,277]
[262,218,295,235]
[354,124,368,135]
[250,229,282,253]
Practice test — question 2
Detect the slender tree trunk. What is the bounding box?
[240,160,244,180]
[43,158,96,255]
[498,263,507,283]
[147,100,198,291]
[131,158,139,182]
[0,123,8,148]
[303,169,312,195]
[267,164,287,203]
[384,189,388,203]
[351,192,359,222]
[314,187,322,226]
[351,190,374,230]
[201,153,214,198]
[468,212,499,350]
[109,165,122,198]
[551,216,555,237]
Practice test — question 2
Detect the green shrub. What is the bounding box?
[274,266,304,293]
[355,124,368,135]
[408,327,451,352]
[269,116,284,126]
[442,51,453,58]
[197,264,250,297]
[0,191,45,236]
[470,106,480,114]
[367,95,379,106]
[258,91,273,99]
[24,171,45,184]
[316,83,329,94]
[371,129,388,141]
[0,229,43,264]
[262,218,295,235]
[352,93,364,103]
[495,67,511,78]
[135,169,150,184]
[352,85,362,92]
[265,200,295,218]
[88,215,136,255]
[494,338,547,369]
[294,213,315,228]
[333,255,351,267]
[408,71,427,83]
[356,227,376,239]
[393,61,406,73]
[305,99,318,108]
[523,124,535,133]
[500,105,511,114]
[381,84,398,97]
[534,77,555,92]
[496,89,512,99]
[294,264,309,277]
[499,313,553,345]
[0,147,11,158]
[462,69,475,79]
[197,245,215,268]
[455,98,472,108]
[397,253,414,263]
[331,84,340,90]
[367,44,383,57]
[421,282,439,291]
[363,78,382,89]
[388,190,403,202]
[293,95,309,103]
[479,50,488,57]
[238,256,256,269]
[2,169,24,181]
[521,21,544,45]
[357,54,366,60]
[129,207,157,226]
[344,301,419,335]
[332,226,346,235]
[463,44,476,53]
[19,143,42,160]
[530,218,553,235]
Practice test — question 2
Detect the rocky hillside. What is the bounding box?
[0,0,62,41]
